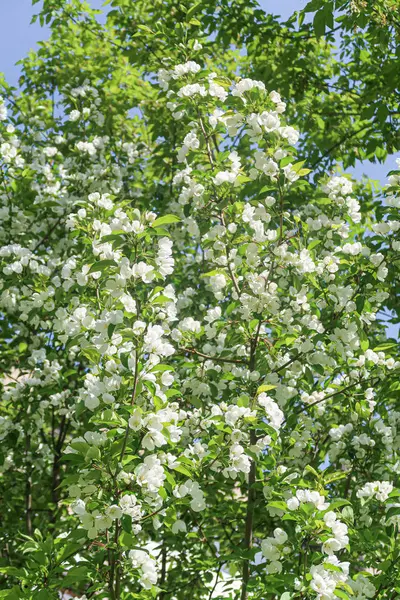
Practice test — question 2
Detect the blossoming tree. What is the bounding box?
[0,1,400,599]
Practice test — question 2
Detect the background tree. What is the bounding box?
[0,1,399,599]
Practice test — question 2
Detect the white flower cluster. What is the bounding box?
[310,556,350,600]
[173,479,206,512]
[129,549,158,589]
[356,480,393,502]
[1,41,400,600]
[0,95,7,121]
[261,527,289,574]
[258,392,284,430]
[72,498,121,539]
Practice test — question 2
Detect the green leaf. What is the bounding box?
[151,214,181,228]
[173,464,192,478]
[65,334,84,351]
[86,446,101,460]
[0,567,27,577]
[81,347,101,364]
[201,269,221,277]
[334,590,350,599]
[304,464,320,478]
[327,499,351,511]
[386,506,400,519]
[62,565,89,584]
[57,542,85,564]
[89,259,117,273]
[325,563,343,572]
[137,24,154,33]
[33,590,53,599]
[118,531,136,548]
[336,582,354,596]
[292,160,305,171]
[165,389,182,398]
[298,168,312,176]
[152,294,173,305]
[70,441,90,454]
[238,395,249,407]
[356,295,365,313]
[313,9,326,38]
[151,364,174,372]
[373,342,397,352]
[341,506,354,524]
[308,239,322,251]
[267,501,287,510]
[324,472,347,484]
[121,514,132,533]
[186,1,202,19]
[18,341,28,353]
[257,384,277,394]
[360,329,369,351]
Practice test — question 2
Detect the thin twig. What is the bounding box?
[181,347,248,365]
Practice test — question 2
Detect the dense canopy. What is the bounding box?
[0,1,400,599]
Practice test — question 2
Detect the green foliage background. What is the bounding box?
[0,0,399,599]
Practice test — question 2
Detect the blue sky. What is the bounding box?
[0,0,397,184]
[1,1,305,88]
